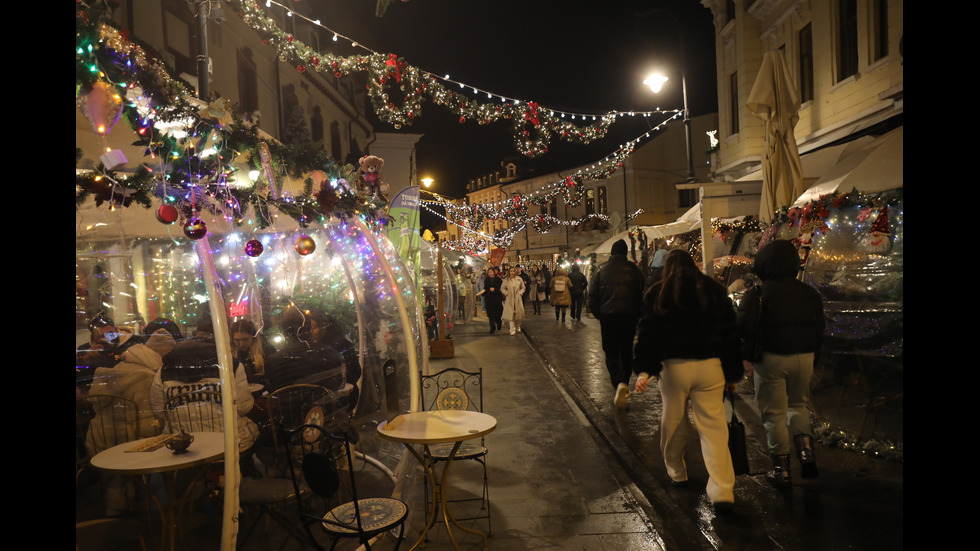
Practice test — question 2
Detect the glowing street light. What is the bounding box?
[643,73,670,93]
[421,178,434,188]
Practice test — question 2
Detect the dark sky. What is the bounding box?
[317,0,718,199]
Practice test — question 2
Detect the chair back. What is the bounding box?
[263,384,339,474]
[283,423,364,535]
[163,389,223,434]
[419,367,484,413]
[76,394,139,469]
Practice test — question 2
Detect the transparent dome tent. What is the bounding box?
[76,198,422,547]
[417,238,457,341]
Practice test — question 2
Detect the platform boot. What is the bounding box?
[794,434,819,478]
[767,454,791,488]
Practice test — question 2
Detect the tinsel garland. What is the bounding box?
[813,420,903,463]
[75,2,390,230]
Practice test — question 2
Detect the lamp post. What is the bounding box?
[644,70,694,182]
[637,8,695,182]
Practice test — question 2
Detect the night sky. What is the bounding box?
[317,0,718,201]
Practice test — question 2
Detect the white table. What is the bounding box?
[90,432,225,551]
[378,410,497,551]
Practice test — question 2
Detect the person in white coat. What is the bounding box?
[500,266,527,335]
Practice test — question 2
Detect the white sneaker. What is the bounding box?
[614,383,630,408]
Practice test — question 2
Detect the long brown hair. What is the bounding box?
[652,250,727,313]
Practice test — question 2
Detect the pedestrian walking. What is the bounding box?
[737,239,825,487]
[501,266,527,335]
[475,270,487,315]
[587,239,645,408]
[549,266,572,322]
[480,267,504,334]
[632,249,744,512]
[568,263,589,321]
[529,265,546,315]
[516,265,532,306]
[541,264,552,302]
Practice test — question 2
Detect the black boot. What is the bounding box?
[794,434,819,478]
[767,454,791,488]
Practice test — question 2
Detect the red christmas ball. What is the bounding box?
[183,218,207,240]
[156,204,179,225]
[297,65,305,73]
[245,239,264,257]
[294,235,316,255]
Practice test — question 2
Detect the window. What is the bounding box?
[597,186,607,215]
[729,72,739,135]
[549,199,557,218]
[163,0,196,76]
[330,122,341,161]
[725,0,736,23]
[679,188,698,209]
[585,189,596,216]
[237,48,259,114]
[837,0,858,81]
[872,0,889,61]
[799,24,814,103]
[311,106,324,143]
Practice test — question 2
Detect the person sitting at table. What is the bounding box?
[148,328,259,454]
[76,314,139,391]
[229,319,273,389]
[86,327,177,516]
[309,309,362,411]
[265,306,346,392]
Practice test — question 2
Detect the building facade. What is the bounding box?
[702,0,903,181]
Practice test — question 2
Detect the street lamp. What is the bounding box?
[637,8,696,182]
[421,178,434,188]
[644,70,695,182]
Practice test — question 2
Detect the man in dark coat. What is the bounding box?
[587,239,645,408]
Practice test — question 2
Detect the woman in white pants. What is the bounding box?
[633,250,744,511]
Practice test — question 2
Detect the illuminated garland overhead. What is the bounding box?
[236,0,682,157]
[75,3,391,232]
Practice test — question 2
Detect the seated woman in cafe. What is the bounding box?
[148,325,259,454]
[309,309,362,411]
[266,307,345,392]
[229,318,273,389]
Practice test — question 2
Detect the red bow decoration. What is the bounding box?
[565,176,575,188]
[385,53,404,82]
[524,102,540,126]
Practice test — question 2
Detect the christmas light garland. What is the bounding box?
[236,0,682,157]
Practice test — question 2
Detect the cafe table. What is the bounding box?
[90,431,225,551]
[377,410,497,551]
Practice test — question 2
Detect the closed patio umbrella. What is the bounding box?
[747,50,805,222]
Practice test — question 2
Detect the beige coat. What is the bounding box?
[549,268,572,306]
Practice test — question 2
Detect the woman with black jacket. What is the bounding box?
[738,240,824,487]
[633,250,743,511]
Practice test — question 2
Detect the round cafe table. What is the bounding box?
[377,410,497,551]
[90,432,225,551]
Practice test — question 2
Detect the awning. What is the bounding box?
[592,204,701,255]
[791,126,903,206]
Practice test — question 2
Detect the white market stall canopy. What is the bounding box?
[591,204,701,255]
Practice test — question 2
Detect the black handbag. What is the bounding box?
[726,388,750,476]
[741,291,764,363]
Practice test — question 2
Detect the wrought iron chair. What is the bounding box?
[237,384,338,549]
[418,367,491,534]
[283,422,408,551]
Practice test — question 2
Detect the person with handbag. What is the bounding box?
[737,240,825,488]
[633,249,744,512]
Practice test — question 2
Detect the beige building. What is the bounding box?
[702,0,903,182]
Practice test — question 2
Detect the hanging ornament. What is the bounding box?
[245,239,264,257]
[860,205,893,254]
[295,235,316,255]
[156,204,179,225]
[183,218,208,240]
[79,81,123,136]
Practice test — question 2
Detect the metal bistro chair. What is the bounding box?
[284,422,408,551]
[418,367,491,534]
[237,384,336,549]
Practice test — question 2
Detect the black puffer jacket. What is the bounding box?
[587,254,645,319]
[738,240,825,356]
